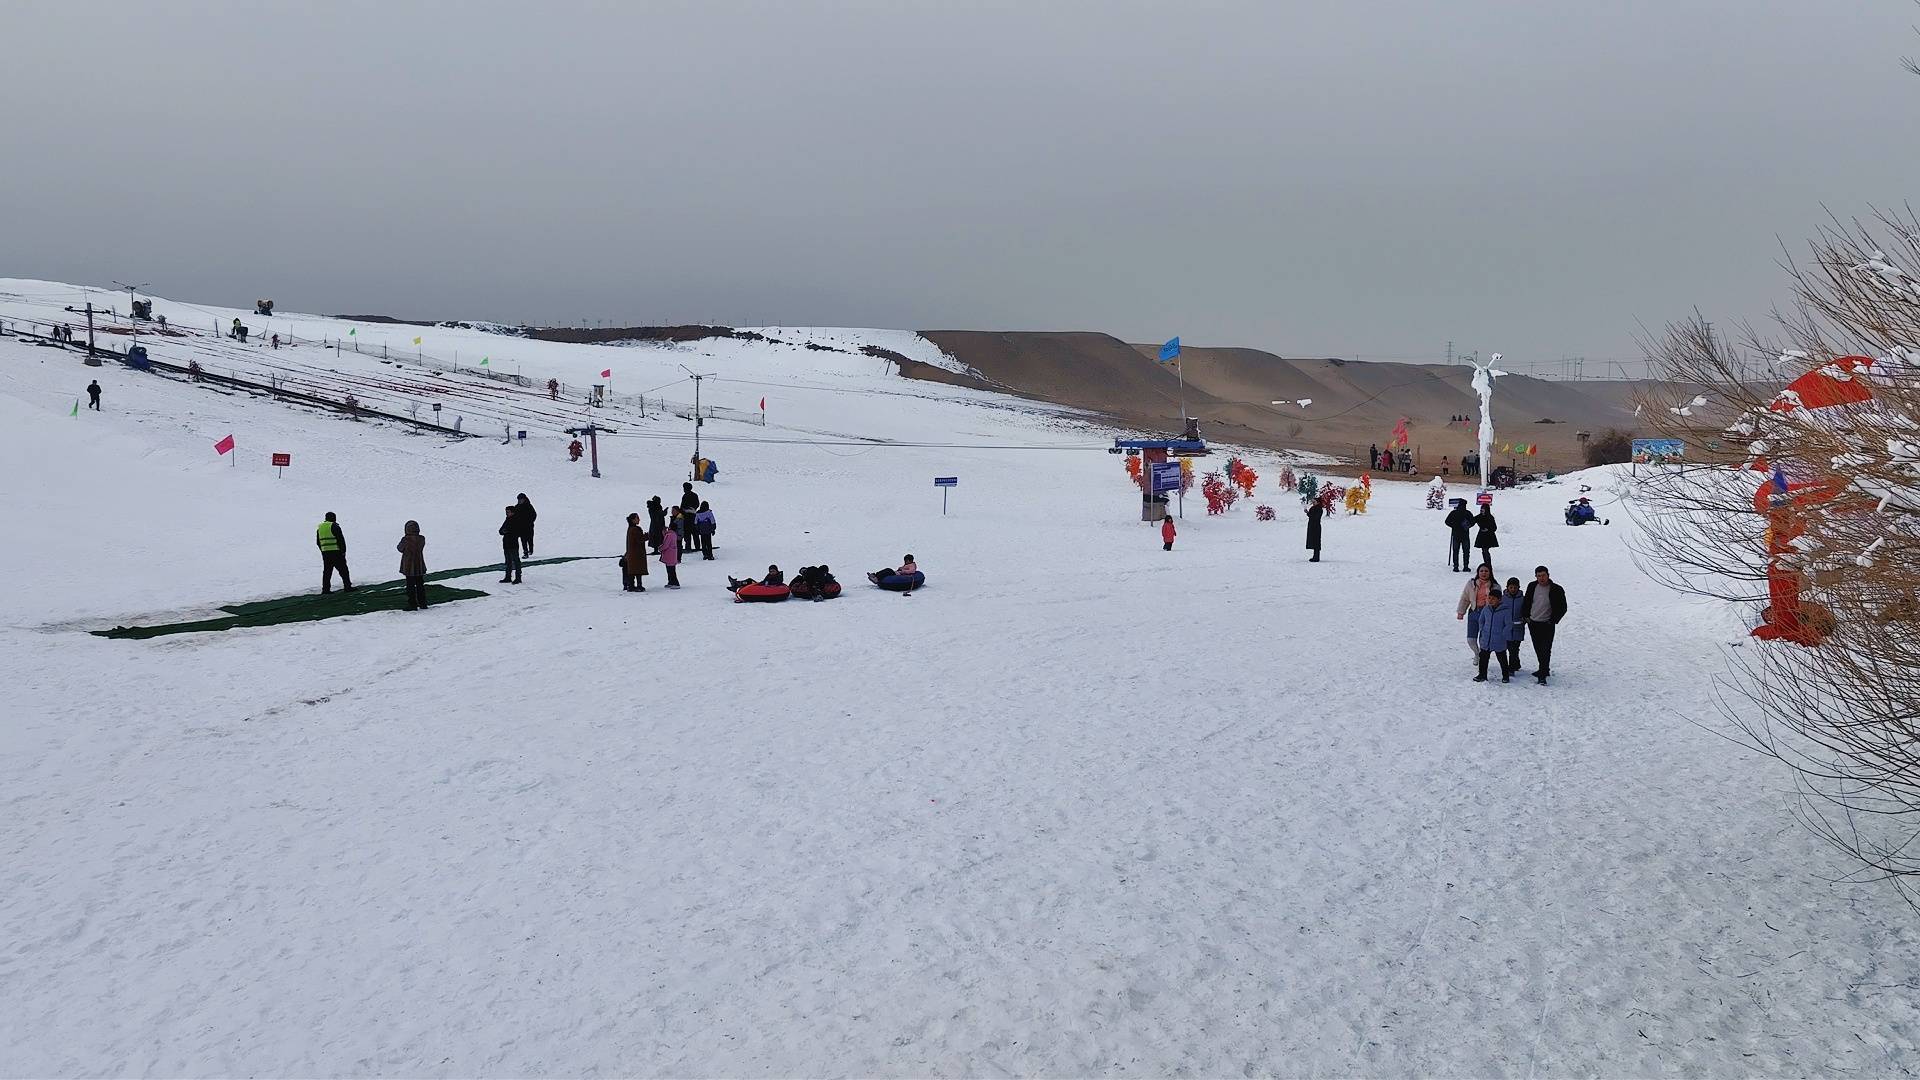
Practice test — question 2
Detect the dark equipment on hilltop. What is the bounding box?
[256,299,275,316]
[130,300,153,321]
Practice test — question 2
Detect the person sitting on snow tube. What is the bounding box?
[731,572,791,603]
[728,565,784,593]
[868,554,924,591]
[790,565,842,600]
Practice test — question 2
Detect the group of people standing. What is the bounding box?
[497,494,537,583]
[1443,498,1500,572]
[1369,444,1416,474]
[313,482,721,603]
[621,483,718,592]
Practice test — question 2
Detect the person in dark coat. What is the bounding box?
[1304,498,1324,562]
[514,493,537,556]
[1368,444,1379,471]
[1444,499,1475,572]
[498,506,523,583]
[646,496,666,555]
[1521,565,1569,683]
[694,500,716,560]
[1472,504,1499,573]
[316,511,353,593]
[678,482,700,523]
[86,380,101,410]
[397,520,428,610]
[622,512,649,592]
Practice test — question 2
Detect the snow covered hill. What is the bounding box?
[3,281,1915,1076]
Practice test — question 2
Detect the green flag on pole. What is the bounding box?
[70,399,78,417]
[480,356,489,366]
[348,327,356,336]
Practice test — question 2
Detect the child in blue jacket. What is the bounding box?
[1473,587,1519,683]
[1502,577,1527,675]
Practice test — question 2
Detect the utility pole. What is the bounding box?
[66,301,99,358]
[1446,340,1454,366]
[113,280,150,356]
[680,365,716,475]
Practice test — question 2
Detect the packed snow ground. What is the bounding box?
[3,283,1916,1076]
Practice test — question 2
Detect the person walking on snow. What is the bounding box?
[86,380,101,411]
[622,513,649,592]
[547,378,560,400]
[1502,576,1527,675]
[646,496,667,555]
[1471,580,1519,683]
[1521,565,1569,683]
[1472,503,1499,574]
[658,521,682,588]
[316,511,354,594]
[1456,563,1495,661]
[1161,514,1177,551]
[514,493,537,557]
[694,501,717,560]
[498,506,523,583]
[397,520,428,610]
[1444,499,1474,572]
[1304,497,1324,562]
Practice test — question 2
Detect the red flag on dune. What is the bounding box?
[214,434,235,455]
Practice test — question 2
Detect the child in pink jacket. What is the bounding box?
[658,525,681,589]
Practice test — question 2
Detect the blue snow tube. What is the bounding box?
[874,571,925,592]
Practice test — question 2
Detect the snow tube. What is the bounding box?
[733,583,791,603]
[873,571,925,592]
[788,579,842,600]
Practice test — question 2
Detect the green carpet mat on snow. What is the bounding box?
[94,556,602,640]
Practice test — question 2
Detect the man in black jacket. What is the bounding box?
[1521,565,1569,683]
[1444,499,1474,571]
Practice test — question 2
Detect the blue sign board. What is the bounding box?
[1631,439,1685,464]
[1150,461,1183,493]
[934,476,958,487]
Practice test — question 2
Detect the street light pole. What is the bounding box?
[679,365,717,477]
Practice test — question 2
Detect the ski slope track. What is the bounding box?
[1,280,1915,1076]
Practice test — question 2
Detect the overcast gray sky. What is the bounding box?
[5,1,1916,371]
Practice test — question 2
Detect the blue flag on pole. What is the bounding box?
[1159,337,1181,363]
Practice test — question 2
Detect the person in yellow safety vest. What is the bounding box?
[317,511,354,594]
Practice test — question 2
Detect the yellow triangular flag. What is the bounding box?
[413,336,422,346]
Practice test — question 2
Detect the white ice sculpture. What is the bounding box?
[1470,352,1507,484]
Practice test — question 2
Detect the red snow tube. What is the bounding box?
[733,583,791,603]
[788,580,842,600]
[873,571,925,592]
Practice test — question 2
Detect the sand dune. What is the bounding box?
[917,331,1658,473]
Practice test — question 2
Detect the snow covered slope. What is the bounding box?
[3,281,1915,1075]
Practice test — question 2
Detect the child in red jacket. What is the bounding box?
[1161,516,1177,551]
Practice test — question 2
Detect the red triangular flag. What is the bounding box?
[759,397,766,411]
[214,434,235,455]
[600,368,612,379]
